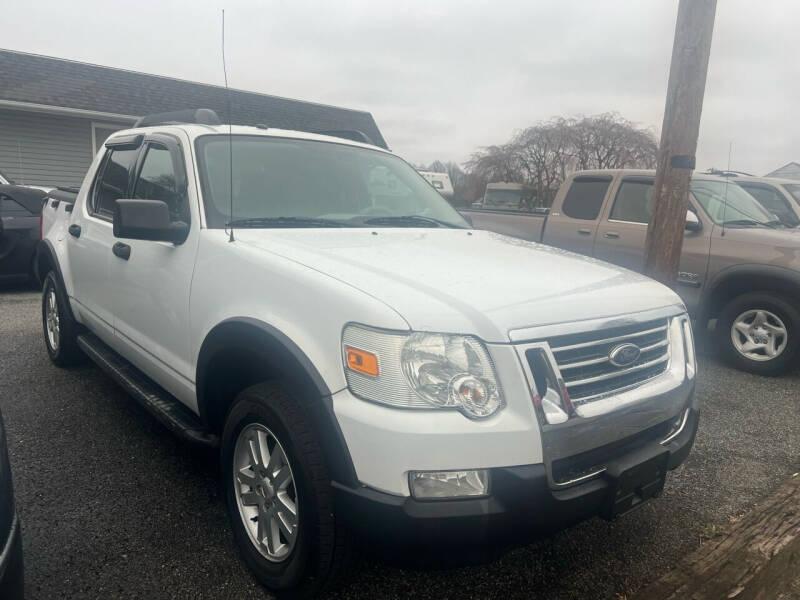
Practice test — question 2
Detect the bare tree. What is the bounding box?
[466,143,524,183]
[513,119,574,206]
[465,113,657,206]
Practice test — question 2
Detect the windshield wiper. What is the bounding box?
[721,219,777,229]
[226,216,354,228]
[361,215,464,229]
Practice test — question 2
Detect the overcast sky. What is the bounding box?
[3,0,797,174]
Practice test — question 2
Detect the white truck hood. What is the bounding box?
[235,228,683,342]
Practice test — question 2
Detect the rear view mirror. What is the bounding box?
[685,210,702,232]
[113,199,188,244]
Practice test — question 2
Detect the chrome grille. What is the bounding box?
[547,318,670,403]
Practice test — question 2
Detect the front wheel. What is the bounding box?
[717,292,799,375]
[221,382,352,598]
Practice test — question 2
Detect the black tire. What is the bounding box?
[221,382,353,598]
[41,271,84,366]
[716,292,800,376]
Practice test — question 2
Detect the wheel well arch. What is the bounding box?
[195,318,358,486]
[196,317,331,428]
[35,240,78,321]
[705,265,800,320]
[35,240,56,286]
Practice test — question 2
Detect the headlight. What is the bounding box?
[342,325,505,419]
[681,316,696,379]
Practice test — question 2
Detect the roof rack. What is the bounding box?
[705,168,755,178]
[131,112,378,147]
[134,108,222,128]
[314,129,375,146]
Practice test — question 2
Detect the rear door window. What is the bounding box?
[91,148,139,219]
[561,177,611,220]
[610,179,654,223]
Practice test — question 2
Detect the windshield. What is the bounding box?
[784,183,800,205]
[196,136,469,229]
[690,179,779,226]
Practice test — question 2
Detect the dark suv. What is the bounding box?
[0,408,23,599]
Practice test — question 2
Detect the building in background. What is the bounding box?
[765,162,800,180]
[0,49,386,188]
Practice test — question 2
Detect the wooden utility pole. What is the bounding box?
[643,0,717,285]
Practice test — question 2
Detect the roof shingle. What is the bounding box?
[0,49,387,148]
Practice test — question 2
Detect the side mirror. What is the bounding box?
[685,210,702,232]
[113,199,189,244]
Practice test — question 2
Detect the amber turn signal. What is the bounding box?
[345,347,379,377]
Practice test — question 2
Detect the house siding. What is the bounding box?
[0,109,126,188]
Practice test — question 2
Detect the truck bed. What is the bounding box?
[460,207,548,242]
[40,187,78,242]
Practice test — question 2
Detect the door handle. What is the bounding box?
[112,242,131,260]
[578,228,592,236]
[68,224,81,238]
[603,231,620,239]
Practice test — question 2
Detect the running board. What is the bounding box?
[77,333,219,447]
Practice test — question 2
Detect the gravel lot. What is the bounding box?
[1,284,798,599]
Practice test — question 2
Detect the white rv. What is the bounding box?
[418,170,454,200]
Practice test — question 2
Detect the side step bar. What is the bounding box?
[77,333,219,447]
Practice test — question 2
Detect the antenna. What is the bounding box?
[222,9,234,243]
[721,141,732,236]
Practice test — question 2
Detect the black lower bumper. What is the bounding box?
[0,514,24,600]
[333,408,698,550]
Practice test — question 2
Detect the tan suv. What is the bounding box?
[464,170,800,375]
[726,174,800,228]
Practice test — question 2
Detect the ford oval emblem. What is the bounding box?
[609,343,641,367]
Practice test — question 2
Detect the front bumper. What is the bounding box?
[0,512,24,600]
[333,406,698,549]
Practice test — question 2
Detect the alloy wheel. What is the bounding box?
[45,287,60,352]
[233,423,299,562]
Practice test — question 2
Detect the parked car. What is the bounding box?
[38,110,698,597]
[727,175,800,228]
[0,407,24,600]
[462,170,800,375]
[0,168,56,195]
[0,185,47,283]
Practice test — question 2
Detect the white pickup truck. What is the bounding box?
[36,109,698,597]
